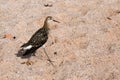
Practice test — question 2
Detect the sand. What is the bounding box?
[0,0,120,80]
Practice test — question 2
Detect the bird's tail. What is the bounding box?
[16,48,27,57]
[16,44,33,58]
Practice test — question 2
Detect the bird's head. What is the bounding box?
[46,16,60,23]
[43,16,60,30]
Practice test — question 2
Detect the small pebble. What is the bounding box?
[54,52,57,55]
[13,36,16,39]
[107,17,112,20]
[44,3,53,7]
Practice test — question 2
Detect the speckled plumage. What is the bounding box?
[16,16,56,58]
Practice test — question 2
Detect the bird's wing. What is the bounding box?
[28,29,48,47]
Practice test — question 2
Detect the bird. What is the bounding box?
[16,16,60,66]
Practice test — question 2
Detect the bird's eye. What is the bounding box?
[47,16,52,20]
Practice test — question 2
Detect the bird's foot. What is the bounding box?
[47,59,54,62]
[47,59,55,67]
[26,60,34,65]
[21,60,34,66]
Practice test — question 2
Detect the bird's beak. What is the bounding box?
[53,19,60,23]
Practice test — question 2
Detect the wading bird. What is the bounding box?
[16,16,60,66]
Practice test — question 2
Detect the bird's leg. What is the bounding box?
[25,57,34,66]
[32,51,36,56]
[42,46,54,66]
[25,52,36,65]
[21,55,34,65]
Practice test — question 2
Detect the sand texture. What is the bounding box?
[0,0,120,80]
